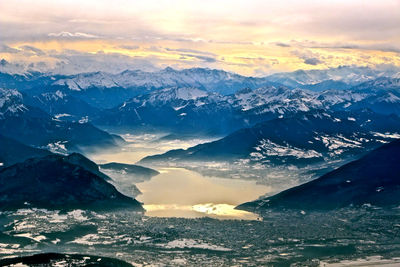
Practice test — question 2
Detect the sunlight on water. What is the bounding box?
[143,203,261,220]
[137,167,270,220]
[192,203,261,220]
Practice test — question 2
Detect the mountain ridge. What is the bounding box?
[237,139,400,211]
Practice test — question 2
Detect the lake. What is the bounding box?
[88,133,270,220]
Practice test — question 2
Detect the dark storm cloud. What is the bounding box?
[304,58,323,65]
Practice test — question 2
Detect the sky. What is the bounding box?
[1,0,400,76]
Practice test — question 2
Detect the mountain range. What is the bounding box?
[266,65,400,88]
[2,66,400,155]
[95,83,400,135]
[1,65,399,110]
[139,109,400,167]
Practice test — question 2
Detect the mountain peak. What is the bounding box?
[0,88,27,116]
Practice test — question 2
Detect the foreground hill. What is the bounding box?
[237,139,400,211]
[0,253,133,267]
[0,134,110,180]
[0,154,143,211]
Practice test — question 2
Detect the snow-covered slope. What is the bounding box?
[53,71,120,91]
[0,88,28,118]
[232,87,320,113]
[52,67,274,95]
[353,77,400,91]
[146,87,209,102]
[266,66,400,87]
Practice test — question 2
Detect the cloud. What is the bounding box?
[165,48,216,57]
[20,45,45,56]
[303,58,323,65]
[0,0,399,75]
[163,47,218,63]
[273,42,291,48]
[184,54,217,63]
[118,45,140,50]
[289,40,400,54]
[0,48,158,74]
[291,49,324,65]
[0,44,20,54]
[48,31,99,38]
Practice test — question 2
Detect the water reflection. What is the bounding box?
[136,167,270,220]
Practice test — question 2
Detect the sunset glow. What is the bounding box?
[1,0,399,75]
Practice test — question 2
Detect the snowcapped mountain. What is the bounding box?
[3,66,399,94]
[95,82,400,134]
[266,66,400,87]
[144,87,209,102]
[2,66,400,132]
[0,67,275,109]
[98,85,320,134]
[0,88,28,118]
[353,77,400,92]
[232,86,320,113]
[53,71,120,91]
[52,67,274,95]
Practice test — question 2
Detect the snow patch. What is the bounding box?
[46,141,68,154]
[159,238,231,251]
[79,116,89,124]
[14,233,47,242]
[372,132,400,139]
[54,113,72,119]
[251,139,322,160]
[67,209,88,221]
[315,135,362,154]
